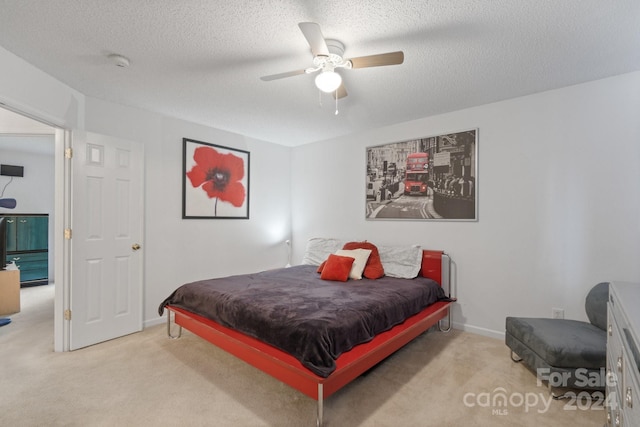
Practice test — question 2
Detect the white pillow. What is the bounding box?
[301,237,344,266]
[378,245,422,279]
[334,248,372,280]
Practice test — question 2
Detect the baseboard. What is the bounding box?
[144,316,165,328]
[452,321,505,340]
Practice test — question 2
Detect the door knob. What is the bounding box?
[132,243,141,251]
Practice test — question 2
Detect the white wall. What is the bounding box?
[291,72,640,338]
[0,139,54,214]
[0,138,55,279]
[0,46,84,129]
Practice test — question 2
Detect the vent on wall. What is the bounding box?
[0,164,24,177]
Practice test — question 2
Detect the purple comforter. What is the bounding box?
[159,265,448,377]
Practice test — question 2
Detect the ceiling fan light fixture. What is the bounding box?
[315,70,342,93]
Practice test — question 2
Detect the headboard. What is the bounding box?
[420,250,451,297]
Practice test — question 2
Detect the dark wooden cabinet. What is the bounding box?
[2,214,49,285]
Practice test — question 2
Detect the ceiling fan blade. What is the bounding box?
[332,83,348,99]
[348,51,404,69]
[260,69,306,81]
[298,22,329,57]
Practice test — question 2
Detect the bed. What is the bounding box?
[159,241,455,426]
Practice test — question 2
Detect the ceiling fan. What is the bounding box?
[260,22,404,99]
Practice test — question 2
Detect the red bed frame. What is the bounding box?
[165,250,454,426]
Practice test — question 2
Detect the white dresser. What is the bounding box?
[607,282,640,426]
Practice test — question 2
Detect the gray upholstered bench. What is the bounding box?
[505,282,609,391]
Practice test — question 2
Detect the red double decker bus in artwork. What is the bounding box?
[404,152,429,196]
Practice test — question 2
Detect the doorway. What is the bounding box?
[0,106,61,349]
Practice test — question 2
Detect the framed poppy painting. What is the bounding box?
[182,138,250,219]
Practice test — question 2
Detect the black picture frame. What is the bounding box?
[182,138,250,219]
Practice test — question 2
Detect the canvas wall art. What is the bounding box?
[366,129,477,221]
[182,138,250,219]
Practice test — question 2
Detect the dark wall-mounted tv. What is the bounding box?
[0,164,24,177]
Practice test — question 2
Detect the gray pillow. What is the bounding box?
[585,282,609,331]
[301,237,344,266]
[378,245,422,279]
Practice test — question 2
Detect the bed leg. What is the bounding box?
[437,307,452,333]
[166,310,182,339]
[316,383,324,427]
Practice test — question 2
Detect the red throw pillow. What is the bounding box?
[320,254,355,282]
[317,260,326,273]
[342,241,385,279]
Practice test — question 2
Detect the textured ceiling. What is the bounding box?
[0,0,638,147]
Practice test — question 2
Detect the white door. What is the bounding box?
[69,131,144,350]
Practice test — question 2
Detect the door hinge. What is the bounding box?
[64,309,72,320]
[64,228,72,239]
[65,148,73,159]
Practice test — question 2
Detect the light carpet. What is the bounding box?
[0,285,606,426]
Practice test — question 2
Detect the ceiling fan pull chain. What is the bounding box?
[335,90,339,115]
[318,89,322,107]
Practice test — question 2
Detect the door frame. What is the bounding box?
[0,102,71,351]
[55,127,72,351]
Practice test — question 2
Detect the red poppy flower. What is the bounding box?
[186,146,246,210]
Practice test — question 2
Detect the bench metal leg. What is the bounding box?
[550,388,570,400]
[510,350,523,362]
